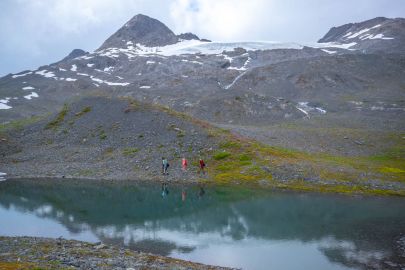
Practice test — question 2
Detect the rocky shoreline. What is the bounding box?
[0,236,234,270]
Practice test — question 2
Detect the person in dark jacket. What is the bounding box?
[199,159,206,175]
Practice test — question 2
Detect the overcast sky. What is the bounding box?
[1,0,405,76]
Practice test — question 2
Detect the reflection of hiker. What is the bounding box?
[182,157,188,171]
[199,159,206,175]
[162,158,169,175]
[182,189,187,201]
[161,183,169,197]
[198,186,205,198]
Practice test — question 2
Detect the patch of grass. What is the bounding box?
[113,97,405,196]
[76,169,95,177]
[239,154,252,161]
[213,151,231,160]
[99,130,107,140]
[380,167,405,174]
[104,147,114,156]
[0,262,42,270]
[122,147,139,157]
[0,116,42,133]
[45,104,69,130]
[219,141,242,149]
[75,106,92,117]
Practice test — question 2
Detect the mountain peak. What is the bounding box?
[318,17,405,53]
[98,14,178,50]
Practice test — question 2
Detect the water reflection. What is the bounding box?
[0,179,404,270]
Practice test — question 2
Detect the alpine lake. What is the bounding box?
[0,179,404,270]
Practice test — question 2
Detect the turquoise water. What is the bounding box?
[0,179,404,270]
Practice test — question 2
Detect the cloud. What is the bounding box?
[169,0,405,42]
[169,0,273,41]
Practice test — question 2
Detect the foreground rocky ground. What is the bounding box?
[0,236,233,270]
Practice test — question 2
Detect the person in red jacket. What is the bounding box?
[199,159,206,175]
[182,157,188,171]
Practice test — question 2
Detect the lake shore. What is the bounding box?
[0,236,233,270]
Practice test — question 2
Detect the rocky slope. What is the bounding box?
[0,14,404,193]
[1,96,219,181]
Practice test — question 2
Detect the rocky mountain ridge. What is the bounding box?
[1,15,404,125]
[319,17,405,53]
[98,14,203,50]
[1,14,405,186]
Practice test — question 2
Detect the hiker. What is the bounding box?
[182,157,188,171]
[199,159,206,175]
[162,157,169,175]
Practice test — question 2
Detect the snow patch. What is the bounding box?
[349,101,363,106]
[224,71,248,90]
[371,106,384,111]
[12,71,32,78]
[0,98,12,110]
[87,63,95,67]
[103,67,114,72]
[71,64,77,71]
[321,49,337,54]
[77,55,93,60]
[96,38,362,60]
[90,76,129,86]
[146,61,156,64]
[140,86,151,89]
[0,172,6,181]
[35,70,56,78]
[24,92,39,100]
[65,78,77,82]
[361,33,394,40]
[228,57,251,71]
[296,102,327,118]
[346,28,372,39]
[22,86,35,90]
[319,42,357,49]
[191,60,203,65]
[90,77,104,84]
[0,103,12,110]
[59,68,67,71]
[105,81,130,86]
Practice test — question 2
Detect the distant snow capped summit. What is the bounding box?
[98,14,179,50]
[98,14,207,51]
[319,17,405,53]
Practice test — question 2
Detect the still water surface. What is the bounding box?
[0,179,404,270]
